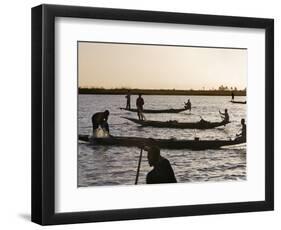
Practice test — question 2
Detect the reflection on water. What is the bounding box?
[78,95,246,187]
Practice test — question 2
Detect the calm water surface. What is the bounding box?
[78,95,246,187]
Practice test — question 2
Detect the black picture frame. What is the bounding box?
[31,4,274,225]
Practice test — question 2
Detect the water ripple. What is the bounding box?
[78,95,247,187]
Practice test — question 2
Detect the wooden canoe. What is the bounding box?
[230,100,246,104]
[123,117,229,129]
[79,135,245,150]
[120,107,188,113]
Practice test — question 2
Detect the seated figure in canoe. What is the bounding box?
[145,144,177,184]
[235,118,246,141]
[219,108,230,123]
[198,117,210,125]
[184,99,192,112]
[91,110,110,138]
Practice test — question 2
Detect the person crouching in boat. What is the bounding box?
[219,109,229,123]
[136,94,145,120]
[236,118,246,141]
[91,110,110,138]
[184,99,192,112]
[145,145,177,184]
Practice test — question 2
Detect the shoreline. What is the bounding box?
[79,88,246,96]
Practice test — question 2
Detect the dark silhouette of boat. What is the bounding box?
[230,100,246,104]
[120,107,188,113]
[123,117,229,129]
[79,135,245,150]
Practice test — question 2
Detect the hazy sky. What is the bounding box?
[78,42,247,90]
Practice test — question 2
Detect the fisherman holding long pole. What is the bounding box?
[125,90,131,109]
[136,94,145,120]
[135,143,177,185]
[135,148,143,185]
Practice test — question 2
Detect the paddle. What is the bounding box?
[135,148,143,185]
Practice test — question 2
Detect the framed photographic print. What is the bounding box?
[31,4,274,225]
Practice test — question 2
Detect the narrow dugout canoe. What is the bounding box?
[78,135,245,150]
[119,107,188,113]
[123,117,229,129]
[230,100,246,104]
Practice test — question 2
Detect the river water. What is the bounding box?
[78,94,246,187]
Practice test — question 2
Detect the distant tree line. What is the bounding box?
[78,87,246,96]
[218,85,246,91]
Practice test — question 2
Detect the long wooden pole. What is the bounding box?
[135,148,143,185]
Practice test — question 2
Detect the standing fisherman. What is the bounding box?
[136,94,145,120]
[231,91,235,101]
[125,90,131,109]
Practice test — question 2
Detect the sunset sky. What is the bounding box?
[78,42,247,90]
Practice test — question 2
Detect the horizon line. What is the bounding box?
[78,87,247,91]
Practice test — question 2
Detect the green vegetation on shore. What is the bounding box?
[79,87,246,96]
